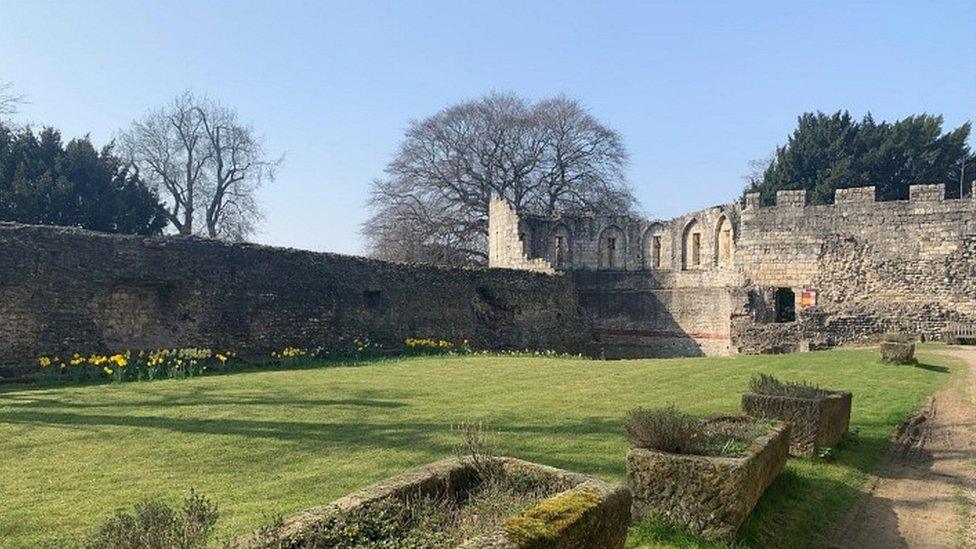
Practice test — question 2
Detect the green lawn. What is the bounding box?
[0,347,959,548]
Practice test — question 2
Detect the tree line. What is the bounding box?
[1,84,277,241]
[2,80,972,257]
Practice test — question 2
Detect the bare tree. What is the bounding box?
[363,93,633,265]
[0,81,25,118]
[119,91,278,240]
[532,95,633,216]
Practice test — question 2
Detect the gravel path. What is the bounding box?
[835,347,976,548]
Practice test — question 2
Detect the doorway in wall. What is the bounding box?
[775,288,796,322]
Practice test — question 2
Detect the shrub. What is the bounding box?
[85,490,217,549]
[453,421,503,480]
[748,373,826,399]
[623,405,701,454]
[624,407,774,457]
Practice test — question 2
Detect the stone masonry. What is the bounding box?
[1,181,973,371]
[0,223,591,379]
[490,182,976,357]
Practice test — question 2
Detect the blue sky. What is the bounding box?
[2,0,974,254]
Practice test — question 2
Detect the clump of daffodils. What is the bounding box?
[34,348,236,383]
[405,338,455,350]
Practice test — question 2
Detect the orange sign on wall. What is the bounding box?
[800,288,818,309]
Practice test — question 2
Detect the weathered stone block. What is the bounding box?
[880,341,915,364]
[627,421,790,541]
[742,391,851,455]
[232,457,631,549]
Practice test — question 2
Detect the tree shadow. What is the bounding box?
[743,467,908,549]
[0,392,409,411]
[909,362,949,373]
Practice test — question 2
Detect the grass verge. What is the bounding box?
[0,346,957,547]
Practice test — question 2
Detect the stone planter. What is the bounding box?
[627,420,790,541]
[742,391,852,455]
[232,457,631,549]
[880,341,915,364]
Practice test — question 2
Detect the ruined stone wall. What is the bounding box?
[490,181,976,357]
[734,183,976,352]
[509,204,743,357]
[0,223,591,379]
[487,197,554,273]
[572,270,737,358]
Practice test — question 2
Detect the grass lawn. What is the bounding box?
[0,346,960,548]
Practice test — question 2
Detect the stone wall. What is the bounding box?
[487,196,554,273]
[734,184,976,351]
[572,270,737,358]
[490,182,976,357]
[490,199,744,357]
[0,223,591,379]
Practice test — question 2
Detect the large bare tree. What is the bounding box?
[364,93,634,265]
[119,91,279,241]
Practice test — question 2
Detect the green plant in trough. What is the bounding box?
[748,373,826,399]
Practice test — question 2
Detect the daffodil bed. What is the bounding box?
[0,346,960,548]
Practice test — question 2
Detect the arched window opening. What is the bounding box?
[775,288,796,322]
[644,223,666,270]
[681,220,702,270]
[715,216,733,267]
[549,225,571,269]
[598,226,624,270]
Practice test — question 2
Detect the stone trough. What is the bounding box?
[627,419,790,541]
[880,341,915,364]
[742,390,852,456]
[231,457,631,549]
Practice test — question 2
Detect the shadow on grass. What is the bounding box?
[0,393,410,410]
[739,466,906,549]
[909,362,950,373]
[0,408,626,458]
[624,467,897,549]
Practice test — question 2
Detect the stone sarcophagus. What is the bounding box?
[627,421,790,541]
[742,390,852,456]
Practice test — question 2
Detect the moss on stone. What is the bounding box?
[503,486,601,547]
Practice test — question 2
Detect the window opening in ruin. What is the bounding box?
[716,216,732,267]
[691,233,701,266]
[652,235,662,268]
[554,235,565,267]
[518,232,528,255]
[607,237,617,268]
[720,228,731,263]
[775,288,796,323]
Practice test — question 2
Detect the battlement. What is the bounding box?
[745,182,975,209]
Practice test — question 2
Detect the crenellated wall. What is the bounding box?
[734,183,976,352]
[491,182,976,357]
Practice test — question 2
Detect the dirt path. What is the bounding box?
[836,347,976,548]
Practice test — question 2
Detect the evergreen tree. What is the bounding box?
[0,123,167,234]
[748,111,973,204]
